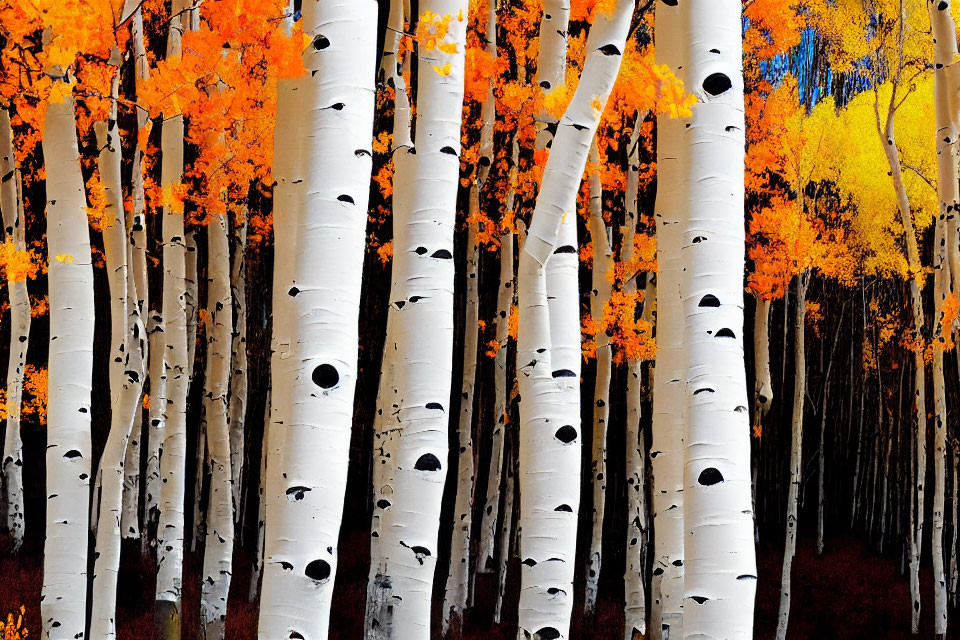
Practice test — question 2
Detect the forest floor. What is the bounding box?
[0,530,951,639]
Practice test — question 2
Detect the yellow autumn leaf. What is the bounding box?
[56,254,75,264]
[432,63,452,76]
[438,42,458,55]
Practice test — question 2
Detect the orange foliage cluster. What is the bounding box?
[2,606,27,640]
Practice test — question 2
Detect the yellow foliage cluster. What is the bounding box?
[2,605,27,640]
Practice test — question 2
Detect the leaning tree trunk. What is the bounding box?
[41,85,95,640]
[258,2,377,638]
[200,210,234,640]
[680,4,758,636]
[90,69,149,640]
[372,2,468,638]
[776,271,808,640]
[929,2,958,635]
[651,1,686,636]
[0,108,28,551]
[155,3,190,636]
[585,140,613,618]
[516,4,632,638]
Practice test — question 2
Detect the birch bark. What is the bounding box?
[41,87,95,640]
[516,4,632,637]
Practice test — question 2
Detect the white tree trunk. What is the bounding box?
[516,4,632,638]
[90,70,149,640]
[259,1,305,627]
[623,116,648,640]
[441,210,480,636]
[494,443,516,624]
[366,40,413,632]
[929,3,957,634]
[680,3,757,637]
[258,1,377,637]
[585,140,613,618]
[185,229,199,386]
[0,108,28,551]
[651,1,686,635]
[249,389,269,603]
[144,310,167,556]
[776,273,808,640]
[229,208,248,527]
[478,136,519,574]
[200,211,234,640]
[374,2,467,637]
[155,4,190,634]
[41,89,95,640]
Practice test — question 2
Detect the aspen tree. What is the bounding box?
[155,1,191,634]
[928,1,957,634]
[442,2,496,628]
[585,140,613,617]
[90,66,148,640]
[258,1,378,637]
[623,117,649,640]
[0,108,28,550]
[229,208,248,526]
[249,389,270,602]
[122,8,152,543]
[41,83,95,640]
[776,273,808,640]
[259,0,305,625]
[873,3,927,629]
[144,310,167,556]
[516,3,632,637]
[372,3,468,637]
[680,3,758,637]
[200,209,233,640]
[365,16,411,631]
[478,134,519,574]
[651,0,686,634]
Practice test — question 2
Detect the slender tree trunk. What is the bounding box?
[374,2,468,637]
[229,208,248,529]
[623,116,649,640]
[41,87,95,640]
[776,272,808,640]
[585,140,613,618]
[365,14,411,632]
[258,2,377,637]
[0,108,28,551]
[144,310,167,557]
[516,5,631,637]
[200,211,233,640]
[155,4,190,635]
[442,210,481,637]
[929,2,957,634]
[478,136,519,575]
[90,69,148,640]
[652,2,686,636]
[249,389,269,603]
[494,442,516,625]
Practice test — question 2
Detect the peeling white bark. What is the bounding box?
[41,89,95,640]
[516,4,632,638]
